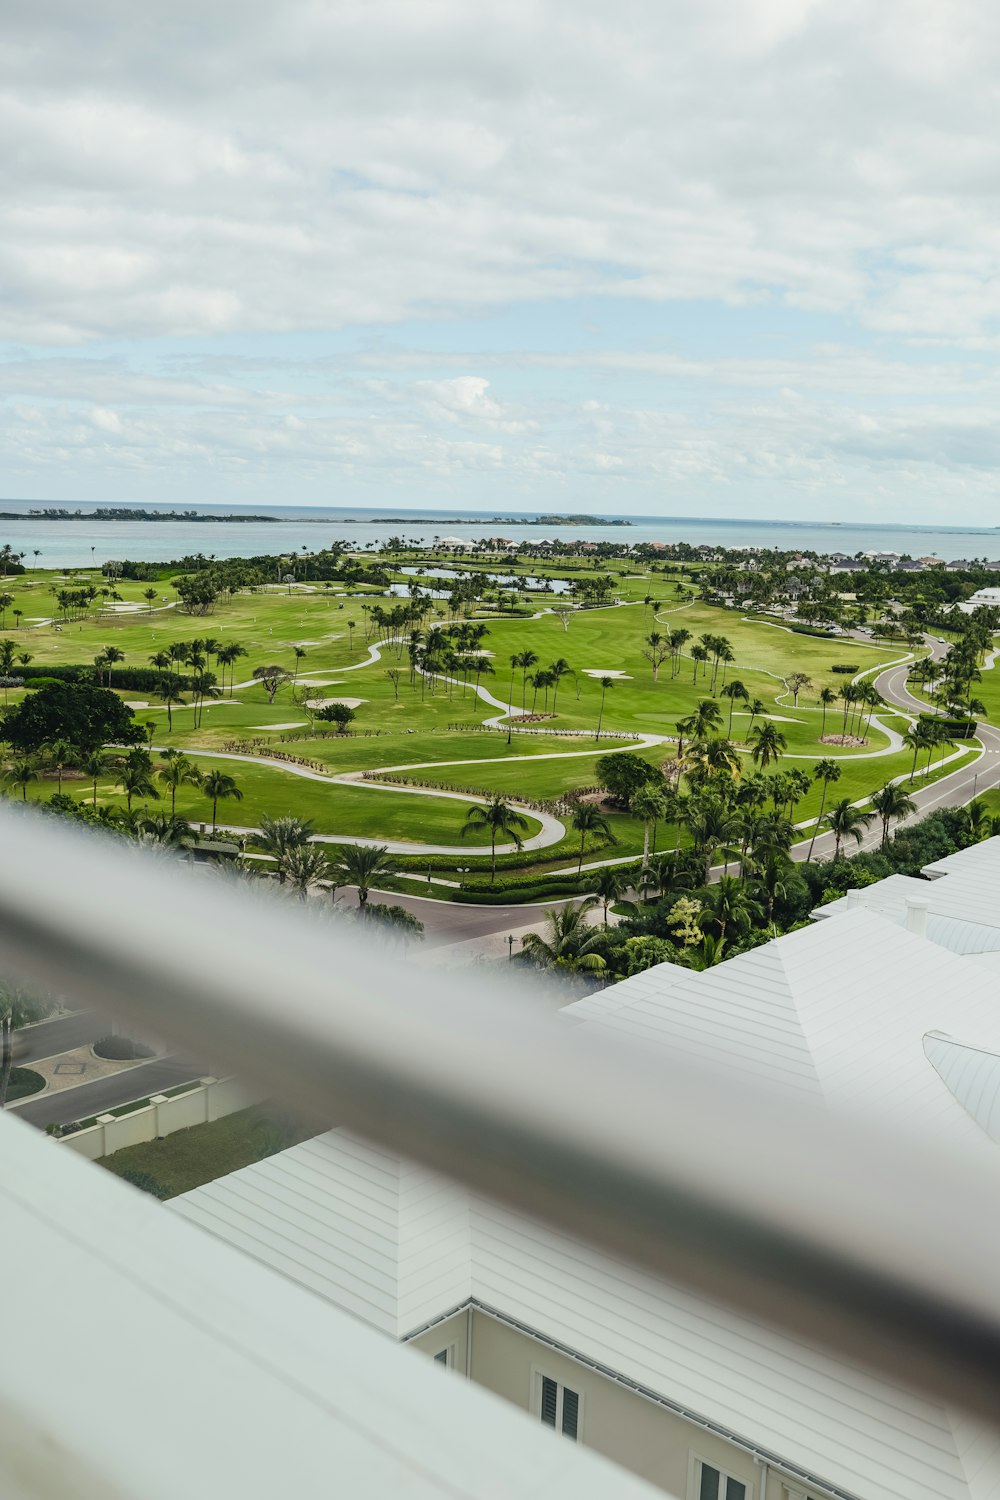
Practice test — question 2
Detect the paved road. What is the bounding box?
[14,1056,206,1129]
[340,886,553,948]
[16,1011,111,1064]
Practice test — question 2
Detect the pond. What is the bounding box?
[398,566,572,594]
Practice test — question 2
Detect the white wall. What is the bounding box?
[462,1309,824,1500]
[58,1076,263,1161]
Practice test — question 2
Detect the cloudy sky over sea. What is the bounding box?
[3,0,1000,523]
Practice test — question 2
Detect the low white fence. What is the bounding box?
[58,1075,263,1161]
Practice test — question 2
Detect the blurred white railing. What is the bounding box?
[1,801,1000,1426]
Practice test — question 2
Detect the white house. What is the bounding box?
[174,891,1000,1500]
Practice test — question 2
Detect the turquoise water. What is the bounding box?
[2,503,998,568]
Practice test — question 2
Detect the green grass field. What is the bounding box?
[0,558,964,877]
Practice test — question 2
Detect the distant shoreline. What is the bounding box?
[0,508,278,523]
[0,507,630,527]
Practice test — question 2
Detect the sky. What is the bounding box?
[2,0,1000,523]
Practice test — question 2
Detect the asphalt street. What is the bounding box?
[14,1056,206,1129]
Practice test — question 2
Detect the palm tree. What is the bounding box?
[520,898,606,973]
[43,738,76,794]
[631,782,667,871]
[101,644,125,687]
[117,750,160,813]
[201,769,242,833]
[903,723,932,783]
[689,698,723,740]
[700,874,763,943]
[720,679,748,736]
[81,750,110,809]
[514,650,538,709]
[593,675,614,742]
[748,721,786,770]
[329,843,397,906]
[818,686,837,736]
[292,645,307,682]
[870,781,917,850]
[3,759,37,801]
[746,698,766,732]
[824,798,875,859]
[684,794,740,882]
[257,814,315,880]
[548,658,572,714]
[807,759,842,861]
[156,676,186,732]
[157,752,201,815]
[283,844,329,900]
[750,848,797,928]
[462,796,530,882]
[964,797,993,844]
[593,866,630,924]
[571,803,614,873]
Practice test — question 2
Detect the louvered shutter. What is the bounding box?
[540,1376,558,1427]
[561,1387,579,1440]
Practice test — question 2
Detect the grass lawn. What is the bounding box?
[1,562,969,879]
[96,1103,317,1198]
[24,762,539,846]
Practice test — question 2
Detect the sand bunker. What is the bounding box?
[250,721,308,730]
[581,669,632,679]
[306,696,366,710]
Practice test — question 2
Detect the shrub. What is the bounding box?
[830,664,859,674]
[790,623,838,638]
[119,1170,172,1200]
[5,1067,45,1103]
[24,676,63,690]
[93,1035,156,1060]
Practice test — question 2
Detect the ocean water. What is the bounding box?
[2,503,999,569]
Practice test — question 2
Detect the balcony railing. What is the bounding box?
[2,801,1000,1429]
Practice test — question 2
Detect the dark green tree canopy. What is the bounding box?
[2,681,143,755]
[596,750,660,807]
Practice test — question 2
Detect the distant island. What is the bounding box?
[0,507,279,523]
[340,512,631,527]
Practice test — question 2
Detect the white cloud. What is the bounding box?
[0,0,998,342]
[2,1,1000,517]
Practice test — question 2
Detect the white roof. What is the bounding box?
[924,837,1000,881]
[176,910,1000,1500]
[2,1113,660,1500]
[815,841,1000,954]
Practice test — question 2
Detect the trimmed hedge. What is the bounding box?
[790,623,838,638]
[830,664,859,674]
[920,713,977,739]
[14,663,193,692]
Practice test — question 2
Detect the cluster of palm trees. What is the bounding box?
[1,740,245,834]
[254,815,402,908]
[504,651,575,716]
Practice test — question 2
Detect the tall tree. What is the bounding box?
[747,721,787,770]
[870,781,917,851]
[329,843,398,906]
[631,783,668,871]
[807,759,842,861]
[201,769,243,834]
[462,796,530,882]
[157,752,202,816]
[824,798,875,860]
[571,803,614,874]
[594,675,614,742]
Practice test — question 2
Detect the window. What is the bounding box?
[537,1373,580,1440]
[694,1459,748,1500]
[432,1345,454,1368]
